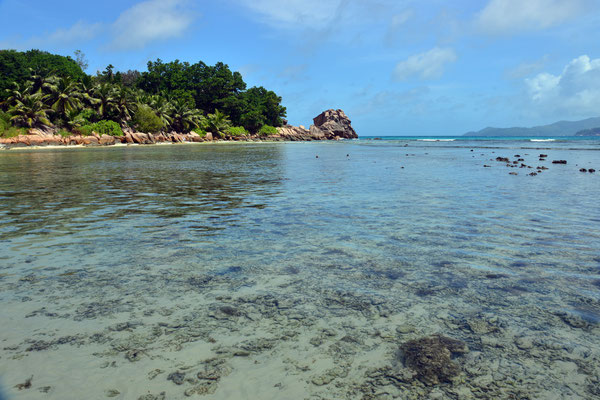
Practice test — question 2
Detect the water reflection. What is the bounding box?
[0,145,284,240]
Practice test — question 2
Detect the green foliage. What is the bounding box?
[137,59,285,132]
[169,99,204,133]
[75,125,94,136]
[206,109,231,137]
[228,126,248,137]
[0,110,9,126]
[9,92,53,128]
[78,108,97,123]
[93,120,123,136]
[76,120,123,137]
[56,129,71,137]
[239,86,286,131]
[0,125,27,138]
[0,112,26,137]
[134,104,164,133]
[258,125,278,136]
[0,50,286,137]
[0,50,85,102]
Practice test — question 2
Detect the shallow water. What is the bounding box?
[0,141,599,399]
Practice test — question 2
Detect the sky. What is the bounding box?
[1,0,600,135]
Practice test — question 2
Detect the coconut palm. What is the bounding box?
[205,109,231,137]
[1,82,32,110]
[9,93,53,128]
[147,95,173,128]
[78,80,99,110]
[28,69,56,95]
[65,109,87,130]
[44,76,82,120]
[91,83,116,119]
[169,99,204,133]
[111,86,136,122]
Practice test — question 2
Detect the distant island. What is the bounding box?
[574,127,600,136]
[463,117,600,137]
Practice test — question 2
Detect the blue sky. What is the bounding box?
[1,0,599,135]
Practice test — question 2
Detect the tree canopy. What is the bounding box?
[0,50,287,136]
[0,50,86,101]
[137,59,286,129]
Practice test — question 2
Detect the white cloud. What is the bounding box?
[235,0,343,30]
[47,21,103,44]
[476,0,586,34]
[525,55,600,116]
[109,0,195,50]
[391,10,413,29]
[394,47,457,81]
[0,20,102,49]
[505,56,549,79]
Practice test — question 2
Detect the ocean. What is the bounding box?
[0,138,599,399]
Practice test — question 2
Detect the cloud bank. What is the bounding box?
[525,55,600,117]
[109,0,195,50]
[394,47,457,81]
[476,0,586,34]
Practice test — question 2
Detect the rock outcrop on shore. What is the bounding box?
[0,109,358,148]
[274,109,358,141]
[310,109,358,139]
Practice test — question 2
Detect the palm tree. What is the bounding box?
[78,80,99,110]
[1,82,31,110]
[111,86,136,122]
[91,83,116,119]
[9,93,53,128]
[28,69,56,95]
[44,76,82,120]
[205,109,231,137]
[65,109,86,130]
[169,99,204,133]
[148,95,173,128]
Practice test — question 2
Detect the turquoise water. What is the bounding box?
[1,140,599,399]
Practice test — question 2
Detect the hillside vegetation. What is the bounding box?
[0,50,286,138]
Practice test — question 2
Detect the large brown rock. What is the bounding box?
[276,125,311,140]
[130,132,151,144]
[188,132,204,142]
[309,109,357,139]
[99,134,116,145]
[81,136,99,145]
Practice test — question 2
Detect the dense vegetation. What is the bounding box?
[0,50,286,138]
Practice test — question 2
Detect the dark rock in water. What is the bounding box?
[509,172,518,175]
[589,169,596,173]
[187,275,213,288]
[495,157,510,162]
[219,305,241,317]
[167,371,186,385]
[14,376,33,390]
[137,392,166,400]
[539,154,548,158]
[552,160,567,164]
[309,109,358,139]
[580,168,588,172]
[400,335,468,385]
[126,349,143,362]
[485,273,508,279]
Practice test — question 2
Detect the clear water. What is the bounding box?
[0,141,599,399]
